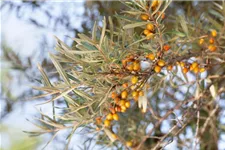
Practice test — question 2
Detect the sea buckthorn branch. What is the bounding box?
[31,1,225,149]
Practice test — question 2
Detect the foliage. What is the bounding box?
[29,1,225,150]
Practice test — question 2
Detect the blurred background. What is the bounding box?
[1,1,225,150]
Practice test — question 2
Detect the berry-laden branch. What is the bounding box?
[30,0,225,149]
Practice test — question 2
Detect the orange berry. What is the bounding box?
[211,29,217,37]
[146,32,154,40]
[139,91,144,96]
[180,62,185,68]
[132,91,139,97]
[167,65,173,71]
[113,113,119,121]
[140,14,149,21]
[126,63,134,71]
[119,100,126,106]
[182,67,188,74]
[133,61,140,71]
[208,45,217,52]
[121,90,128,99]
[193,67,199,74]
[146,23,154,31]
[111,92,117,99]
[95,117,102,125]
[199,68,206,73]
[122,59,127,67]
[199,38,204,45]
[122,83,128,88]
[130,85,136,90]
[109,107,116,114]
[146,53,155,60]
[157,60,165,67]
[154,65,161,73]
[143,29,150,35]
[126,141,133,147]
[209,38,214,44]
[114,97,120,104]
[133,95,139,101]
[163,45,171,51]
[115,106,121,112]
[121,106,127,112]
[104,119,111,127]
[96,127,100,131]
[112,133,118,139]
[125,101,131,108]
[190,62,198,71]
[161,13,165,19]
[151,0,159,8]
[106,113,113,121]
[131,76,138,84]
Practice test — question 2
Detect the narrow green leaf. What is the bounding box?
[123,21,148,29]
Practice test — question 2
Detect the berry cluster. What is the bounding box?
[94,1,219,148]
[199,30,218,52]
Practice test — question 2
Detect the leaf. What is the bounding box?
[210,84,217,99]
[123,21,148,29]
[179,15,189,36]
[92,21,98,41]
[100,17,106,47]
[49,53,71,85]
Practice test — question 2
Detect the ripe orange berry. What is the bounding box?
[182,67,188,74]
[96,127,100,131]
[161,13,165,19]
[199,38,204,45]
[126,64,134,71]
[167,65,173,71]
[139,91,144,96]
[151,0,159,8]
[133,95,139,101]
[133,61,141,71]
[119,100,126,106]
[121,106,127,112]
[112,133,118,139]
[126,141,133,147]
[157,60,165,67]
[109,107,116,114]
[95,117,102,125]
[111,92,117,99]
[209,38,214,44]
[146,23,154,31]
[143,29,150,35]
[193,67,199,74]
[154,65,161,73]
[122,59,127,67]
[180,62,185,68]
[146,32,154,40]
[115,106,121,112]
[132,91,139,97]
[163,45,171,51]
[130,85,136,90]
[122,83,128,88]
[146,53,155,60]
[121,90,128,99]
[208,45,217,52]
[211,29,217,37]
[199,68,206,73]
[131,76,138,84]
[113,113,119,121]
[190,62,198,71]
[114,97,120,104]
[104,119,111,127]
[140,14,149,21]
[106,113,113,121]
[125,101,131,108]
